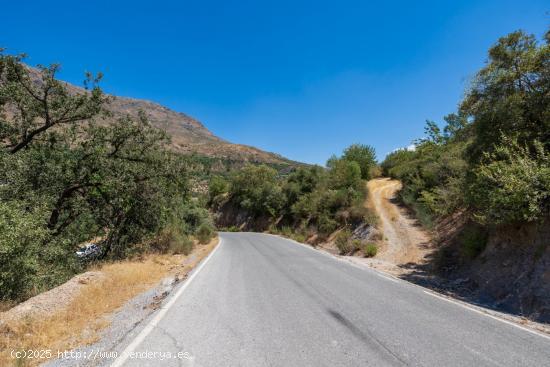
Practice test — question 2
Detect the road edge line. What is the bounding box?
[422,290,550,341]
[110,237,223,367]
[265,232,550,341]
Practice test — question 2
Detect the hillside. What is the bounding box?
[104,95,291,164]
[27,67,293,165]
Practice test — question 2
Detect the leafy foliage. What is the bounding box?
[469,138,550,224]
[211,145,377,239]
[364,243,378,258]
[335,229,353,254]
[228,164,285,217]
[382,29,550,232]
[340,144,377,180]
[0,51,213,301]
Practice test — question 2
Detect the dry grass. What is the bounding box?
[0,301,16,313]
[0,238,218,367]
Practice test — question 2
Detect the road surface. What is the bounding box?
[112,232,550,366]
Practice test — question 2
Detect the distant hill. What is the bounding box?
[105,95,293,165]
[27,67,295,166]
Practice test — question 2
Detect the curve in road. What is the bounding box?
[112,232,550,367]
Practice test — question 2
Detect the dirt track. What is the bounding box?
[367,178,432,266]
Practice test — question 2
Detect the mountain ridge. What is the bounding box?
[99,91,293,165]
[26,66,295,165]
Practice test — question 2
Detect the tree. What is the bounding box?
[229,164,285,217]
[460,30,550,162]
[468,137,550,224]
[208,175,229,205]
[0,51,106,154]
[0,50,193,299]
[341,144,377,180]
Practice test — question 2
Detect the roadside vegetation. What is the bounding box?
[208,143,380,249]
[0,51,215,305]
[0,238,218,367]
[381,29,550,258]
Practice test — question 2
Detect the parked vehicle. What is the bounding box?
[75,243,102,260]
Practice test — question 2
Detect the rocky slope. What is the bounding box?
[104,95,291,164]
[27,67,293,165]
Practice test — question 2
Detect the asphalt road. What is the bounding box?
[113,232,550,367]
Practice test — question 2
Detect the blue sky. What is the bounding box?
[1,1,548,164]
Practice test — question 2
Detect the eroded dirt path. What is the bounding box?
[367,178,432,267]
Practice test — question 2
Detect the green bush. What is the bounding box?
[363,211,379,226]
[468,139,550,225]
[228,164,285,217]
[155,221,193,255]
[208,175,229,207]
[196,223,215,244]
[335,229,353,254]
[364,243,378,257]
[340,144,377,180]
[170,235,194,255]
[0,202,48,300]
[352,239,363,251]
[317,214,338,236]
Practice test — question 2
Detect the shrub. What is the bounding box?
[340,144,377,180]
[352,239,363,251]
[208,175,229,207]
[224,225,240,232]
[335,229,353,254]
[468,138,550,225]
[169,235,194,255]
[361,207,379,226]
[347,205,370,225]
[156,222,193,255]
[369,165,382,178]
[196,223,215,244]
[292,233,307,243]
[364,243,378,257]
[317,215,338,236]
[0,202,48,301]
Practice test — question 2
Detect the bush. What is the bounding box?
[208,175,229,206]
[156,222,193,255]
[292,233,307,243]
[363,211,379,226]
[229,164,285,217]
[468,139,550,225]
[196,223,215,244]
[340,144,377,180]
[317,214,338,236]
[364,243,378,257]
[170,234,194,255]
[335,229,353,254]
[0,202,48,301]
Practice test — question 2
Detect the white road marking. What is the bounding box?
[267,232,550,341]
[110,238,223,367]
[422,290,550,341]
[371,271,400,283]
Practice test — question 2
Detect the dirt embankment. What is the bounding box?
[366,178,550,324]
[365,178,433,269]
[440,219,550,323]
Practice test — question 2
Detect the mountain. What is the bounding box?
[25,66,294,165]
[105,95,291,164]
